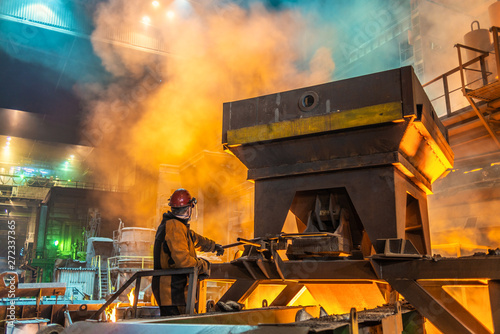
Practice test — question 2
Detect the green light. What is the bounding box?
[54,240,59,247]
[20,174,24,179]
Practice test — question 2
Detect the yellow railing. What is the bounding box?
[106,255,153,293]
[107,255,154,271]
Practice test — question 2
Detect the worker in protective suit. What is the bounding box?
[152,188,224,316]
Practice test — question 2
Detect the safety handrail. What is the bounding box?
[455,43,491,97]
[107,255,154,270]
[90,267,199,320]
[423,49,491,116]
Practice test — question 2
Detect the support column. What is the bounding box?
[489,280,500,333]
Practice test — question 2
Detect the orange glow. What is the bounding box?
[151,291,157,306]
[105,302,120,322]
[442,285,493,332]
[127,287,135,305]
[302,283,386,315]
[244,284,286,309]
[287,286,317,307]
[431,243,489,257]
[83,0,335,239]
[398,121,452,188]
[463,168,482,174]
[243,282,386,317]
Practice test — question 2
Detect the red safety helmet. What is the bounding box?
[168,188,196,208]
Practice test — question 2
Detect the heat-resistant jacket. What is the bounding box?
[152,212,215,306]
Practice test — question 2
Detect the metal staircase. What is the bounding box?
[423,25,500,168]
[456,26,500,150]
[91,255,109,299]
[100,266,109,299]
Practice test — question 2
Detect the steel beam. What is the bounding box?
[211,260,378,281]
[387,279,476,334]
[372,256,500,280]
[218,280,259,304]
[213,257,500,282]
[423,285,490,334]
[488,280,500,334]
[270,283,305,306]
[465,96,500,149]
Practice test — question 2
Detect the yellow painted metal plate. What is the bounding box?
[227,102,403,145]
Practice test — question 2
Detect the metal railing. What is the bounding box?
[107,255,154,294]
[423,50,491,116]
[0,174,130,195]
[423,25,500,117]
[107,255,154,271]
[455,43,491,94]
[90,267,199,320]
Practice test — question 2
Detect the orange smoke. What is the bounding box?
[79,1,335,238]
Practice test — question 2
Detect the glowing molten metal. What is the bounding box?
[128,287,135,305]
[105,302,120,322]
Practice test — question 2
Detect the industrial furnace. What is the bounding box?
[222,66,453,256]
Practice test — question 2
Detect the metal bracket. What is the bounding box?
[349,308,359,334]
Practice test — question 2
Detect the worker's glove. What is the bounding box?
[214,244,224,256]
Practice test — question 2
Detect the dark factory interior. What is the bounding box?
[1,0,500,333]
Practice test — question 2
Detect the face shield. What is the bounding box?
[173,197,198,222]
[190,197,198,222]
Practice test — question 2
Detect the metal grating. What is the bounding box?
[466,80,500,102]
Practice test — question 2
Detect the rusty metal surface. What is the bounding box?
[222,67,452,260]
[222,66,452,189]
